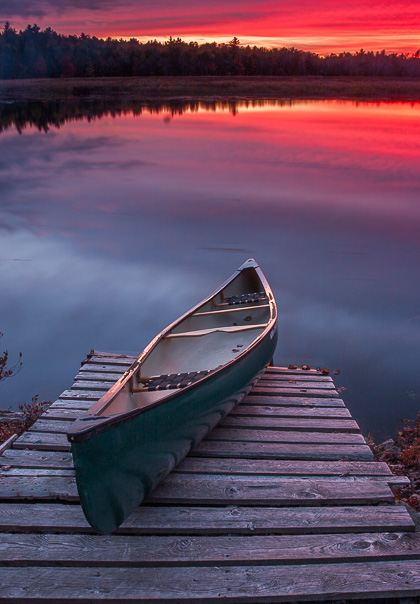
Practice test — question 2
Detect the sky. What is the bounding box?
[1,0,420,55]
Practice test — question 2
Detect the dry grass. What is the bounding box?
[1,76,420,102]
[370,413,420,511]
[0,397,50,445]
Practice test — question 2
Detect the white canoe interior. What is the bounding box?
[93,261,275,417]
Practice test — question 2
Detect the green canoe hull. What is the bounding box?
[70,325,277,534]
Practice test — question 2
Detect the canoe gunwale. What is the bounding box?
[67,259,277,444]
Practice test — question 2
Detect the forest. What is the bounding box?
[1,23,420,79]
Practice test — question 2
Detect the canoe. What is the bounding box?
[67,258,278,533]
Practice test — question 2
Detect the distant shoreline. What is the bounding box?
[1,76,420,103]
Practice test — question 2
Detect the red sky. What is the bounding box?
[2,0,420,55]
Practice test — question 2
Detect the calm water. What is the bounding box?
[1,98,420,440]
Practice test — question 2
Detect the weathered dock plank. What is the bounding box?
[251,385,339,398]
[13,431,71,451]
[259,373,333,383]
[27,419,77,434]
[204,428,366,444]
[192,440,374,460]
[42,407,86,420]
[0,449,73,469]
[2,561,420,601]
[0,503,414,535]
[59,390,103,401]
[29,418,363,439]
[257,380,337,391]
[2,531,420,567]
[14,427,368,452]
[49,400,96,410]
[218,416,361,432]
[243,395,344,407]
[265,367,326,376]
[71,380,115,391]
[0,476,78,500]
[0,355,417,603]
[0,475,396,505]
[174,458,393,476]
[75,371,125,382]
[146,476,395,506]
[230,405,351,418]
[79,363,133,374]
[82,352,135,366]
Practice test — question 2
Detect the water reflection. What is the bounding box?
[0,97,302,134]
[1,98,420,440]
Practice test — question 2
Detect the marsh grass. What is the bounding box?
[1,76,420,102]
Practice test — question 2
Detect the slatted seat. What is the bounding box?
[139,369,215,391]
[224,292,266,305]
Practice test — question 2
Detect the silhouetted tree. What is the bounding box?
[0,24,419,79]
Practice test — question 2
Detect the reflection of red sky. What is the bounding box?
[6,1,420,54]
[57,100,420,233]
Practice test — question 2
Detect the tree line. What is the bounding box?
[1,23,420,79]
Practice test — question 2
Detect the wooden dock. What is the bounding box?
[1,350,420,602]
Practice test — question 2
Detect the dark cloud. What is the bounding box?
[0,0,118,18]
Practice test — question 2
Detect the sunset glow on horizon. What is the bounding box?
[2,0,420,55]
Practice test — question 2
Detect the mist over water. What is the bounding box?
[1,98,420,441]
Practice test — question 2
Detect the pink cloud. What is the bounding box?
[2,0,420,53]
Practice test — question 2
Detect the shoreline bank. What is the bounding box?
[1,76,420,103]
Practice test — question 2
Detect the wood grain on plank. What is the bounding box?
[42,407,85,420]
[2,532,420,567]
[266,367,324,375]
[259,374,333,383]
[230,405,351,418]
[28,419,78,434]
[86,352,135,364]
[49,400,94,410]
[218,416,360,433]
[204,428,366,444]
[243,395,344,407]
[71,381,115,391]
[59,390,103,401]
[74,372,124,382]
[258,380,336,391]
[174,458,393,477]
[0,475,393,505]
[192,440,373,460]
[12,431,373,459]
[2,561,420,600]
[79,363,132,374]
[3,469,75,477]
[251,386,339,398]
[0,476,78,500]
[0,504,414,535]
[12,431,71,452]
[168,472,408,486]
[0,449,73,469]
[146,476,394,506]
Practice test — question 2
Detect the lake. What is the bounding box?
[1,97,420,441]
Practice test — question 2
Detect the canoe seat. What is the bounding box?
[139,369,215,391]
[224,292,266,305]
